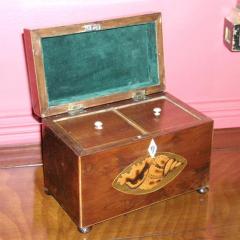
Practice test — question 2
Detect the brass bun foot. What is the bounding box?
[78,226,92,234]
[44,187,51,196]
[197,186,209,194]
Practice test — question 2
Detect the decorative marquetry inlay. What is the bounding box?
[112,152,187,195]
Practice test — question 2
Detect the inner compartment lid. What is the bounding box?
[55,111,142,149]
[24,13,165,117]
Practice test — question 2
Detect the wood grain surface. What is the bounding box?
[0,146,239,239]
[0,128,235,168]
[41,116,212,228]
[44,92,212,156]
[56,111,141,149]
[41,127,80,226]
[81,122,212,226]
[118,97,200,133]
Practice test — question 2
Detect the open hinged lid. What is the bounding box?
[24,13,165,118]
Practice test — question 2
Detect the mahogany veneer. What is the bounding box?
[0,145,239,240]
[23,12,213,231]
[42,92,213,228]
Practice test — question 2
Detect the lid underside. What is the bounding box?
[41,22,160,107]
[25,13,165,117]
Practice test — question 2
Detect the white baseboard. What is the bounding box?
[0,111,40,146]
[188,98,240,128]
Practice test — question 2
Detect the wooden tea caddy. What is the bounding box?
[24,13,213,233]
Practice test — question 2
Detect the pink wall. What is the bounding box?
[0,0,239,146]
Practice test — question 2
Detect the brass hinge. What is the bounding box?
[133,90,147,102]
[68,103,86,116]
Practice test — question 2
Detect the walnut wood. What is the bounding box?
[23,13,165,118]
[0,147,239,239]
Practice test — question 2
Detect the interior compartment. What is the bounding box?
[117,97,201,133]
[55,111,141,149]
[55,96,202,150]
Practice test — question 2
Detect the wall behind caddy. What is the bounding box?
[0,0,239,146]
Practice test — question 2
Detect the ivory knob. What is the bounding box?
[94,121,103,130]
[153,107,162,116]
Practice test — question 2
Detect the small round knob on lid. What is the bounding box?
[153,107,162,117]
[94,121,103,130]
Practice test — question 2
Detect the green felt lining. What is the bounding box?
[41,22,160,107]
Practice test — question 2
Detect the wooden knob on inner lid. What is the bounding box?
[153,107,162,116]
[94,121,103,130]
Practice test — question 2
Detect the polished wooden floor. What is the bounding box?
[0,132,240,239]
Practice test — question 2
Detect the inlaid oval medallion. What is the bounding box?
[112,152,187,195]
